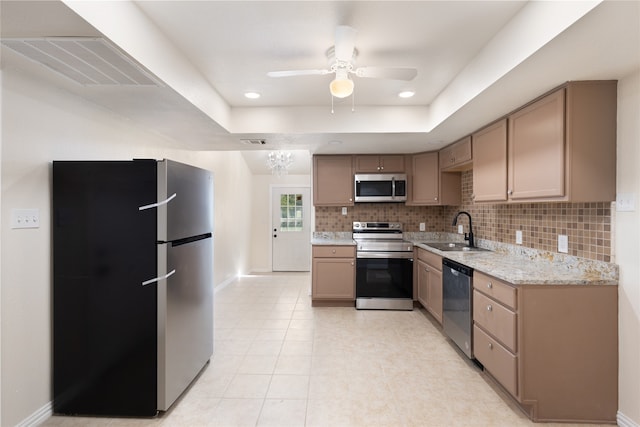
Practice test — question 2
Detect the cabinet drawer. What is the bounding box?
[416,248,442,269]
[313,245,355,258]
[473,290,517,352]
[474,325,518,397]
[473,271,516,309]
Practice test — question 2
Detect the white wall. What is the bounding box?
[0,64,252,426]
[249,174,312,273]
[616,70,640,426]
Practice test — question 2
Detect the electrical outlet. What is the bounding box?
[11,208,40,229]
[515,230,523,245]
[457,225,464,234]
[616,193,636,212]
[341,207,347,216]
[419,222,426,231]
[558,234,569,253]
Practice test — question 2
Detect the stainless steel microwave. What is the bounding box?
[354,173,407,202]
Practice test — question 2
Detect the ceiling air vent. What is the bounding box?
[240,139,266,145]
[1,37,162,87]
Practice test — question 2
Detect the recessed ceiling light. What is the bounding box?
[328,140,343,145]
[244,92,260,99]
[398,91,415,98]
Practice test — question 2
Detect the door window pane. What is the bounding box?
[279,193,303,232]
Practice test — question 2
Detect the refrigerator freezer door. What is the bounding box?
[157,159,213,242]
[157,236,213,410]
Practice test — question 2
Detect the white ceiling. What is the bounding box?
[1,1,639,174]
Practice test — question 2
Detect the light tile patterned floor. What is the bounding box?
[44,273,611,427]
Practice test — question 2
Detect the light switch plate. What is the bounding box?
[616,193,636,212]
[558,234,569,253]
[457,225,464,234]
[341,207,347,216]
[516,230,523,245]
[419,222,426,231]
[11,208,40,229]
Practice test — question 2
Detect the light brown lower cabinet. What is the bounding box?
[415,248,443,323]
[473,271,618,423]
[311,245,355,305]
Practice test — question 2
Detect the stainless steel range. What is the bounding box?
[353,221,414,310]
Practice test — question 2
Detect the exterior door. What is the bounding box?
[272,186,311,271]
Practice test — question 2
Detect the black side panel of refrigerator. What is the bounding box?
[53,160,158,416]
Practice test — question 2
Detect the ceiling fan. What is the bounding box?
[267,26,418,99]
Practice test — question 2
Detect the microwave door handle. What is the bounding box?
[392,177,396,199]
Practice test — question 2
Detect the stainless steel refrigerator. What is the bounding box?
[52,159,213,417]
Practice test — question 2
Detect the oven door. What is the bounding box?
[355,252,413,309]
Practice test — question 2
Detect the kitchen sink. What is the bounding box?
[422,242,490,252]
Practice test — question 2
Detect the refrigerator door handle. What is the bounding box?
[138,193,177,211]
[142,269,176,286]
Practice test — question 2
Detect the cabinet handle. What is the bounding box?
[488,343,493,350]
[487,304,493,312]
[487,282,493,289]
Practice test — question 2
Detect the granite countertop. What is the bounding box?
[410,239,618,286]
[312,231,618,286]
[311,232,356,246]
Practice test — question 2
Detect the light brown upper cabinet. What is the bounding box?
[506,81,617,202]
[407,152,461,206]
[354,155,405,173]
[439,136,472,171]
[472,119,508,202]
[313,155,354,206]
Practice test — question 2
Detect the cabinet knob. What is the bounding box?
[380,166,384,171]
[349,198,353,202]
[508,189,513,195]
[424,267,429,272]
[332,249,336,254]
[434,197,438,201]
[487,304,493,312]
[488,343,493,350]
[351,262,354,266]
[487,282,493,289]
[471,194,475,200]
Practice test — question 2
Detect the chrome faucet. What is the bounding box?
[452,211,474,248]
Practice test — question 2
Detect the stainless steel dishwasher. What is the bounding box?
[442,258,474,359]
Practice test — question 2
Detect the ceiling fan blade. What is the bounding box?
[267,69,331,78]
[334,25,357,62]
[355,67,418,81]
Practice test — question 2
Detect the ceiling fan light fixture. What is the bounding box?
[329,68,354,98]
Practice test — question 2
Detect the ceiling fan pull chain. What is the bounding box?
[331,94,335,114]
[351,90,355,112]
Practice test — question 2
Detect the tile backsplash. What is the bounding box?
[315,171,613,262]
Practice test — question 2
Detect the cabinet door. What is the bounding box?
[354,155,381,173]
[426,267,443,324]
[312,258,355,299]
[416,259,429,308]
[379,155,405,172]
[440,136,472,170]
[410,152,439,205]
[313,155,354,206]
[508,89,565,200]
[472,119,508,202]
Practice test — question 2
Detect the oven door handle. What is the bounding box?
[357,252,414,259]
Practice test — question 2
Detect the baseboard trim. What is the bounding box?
[618,411,640,427]
[15,401,52,427]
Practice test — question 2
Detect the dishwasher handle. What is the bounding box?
[442,258,473,276]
